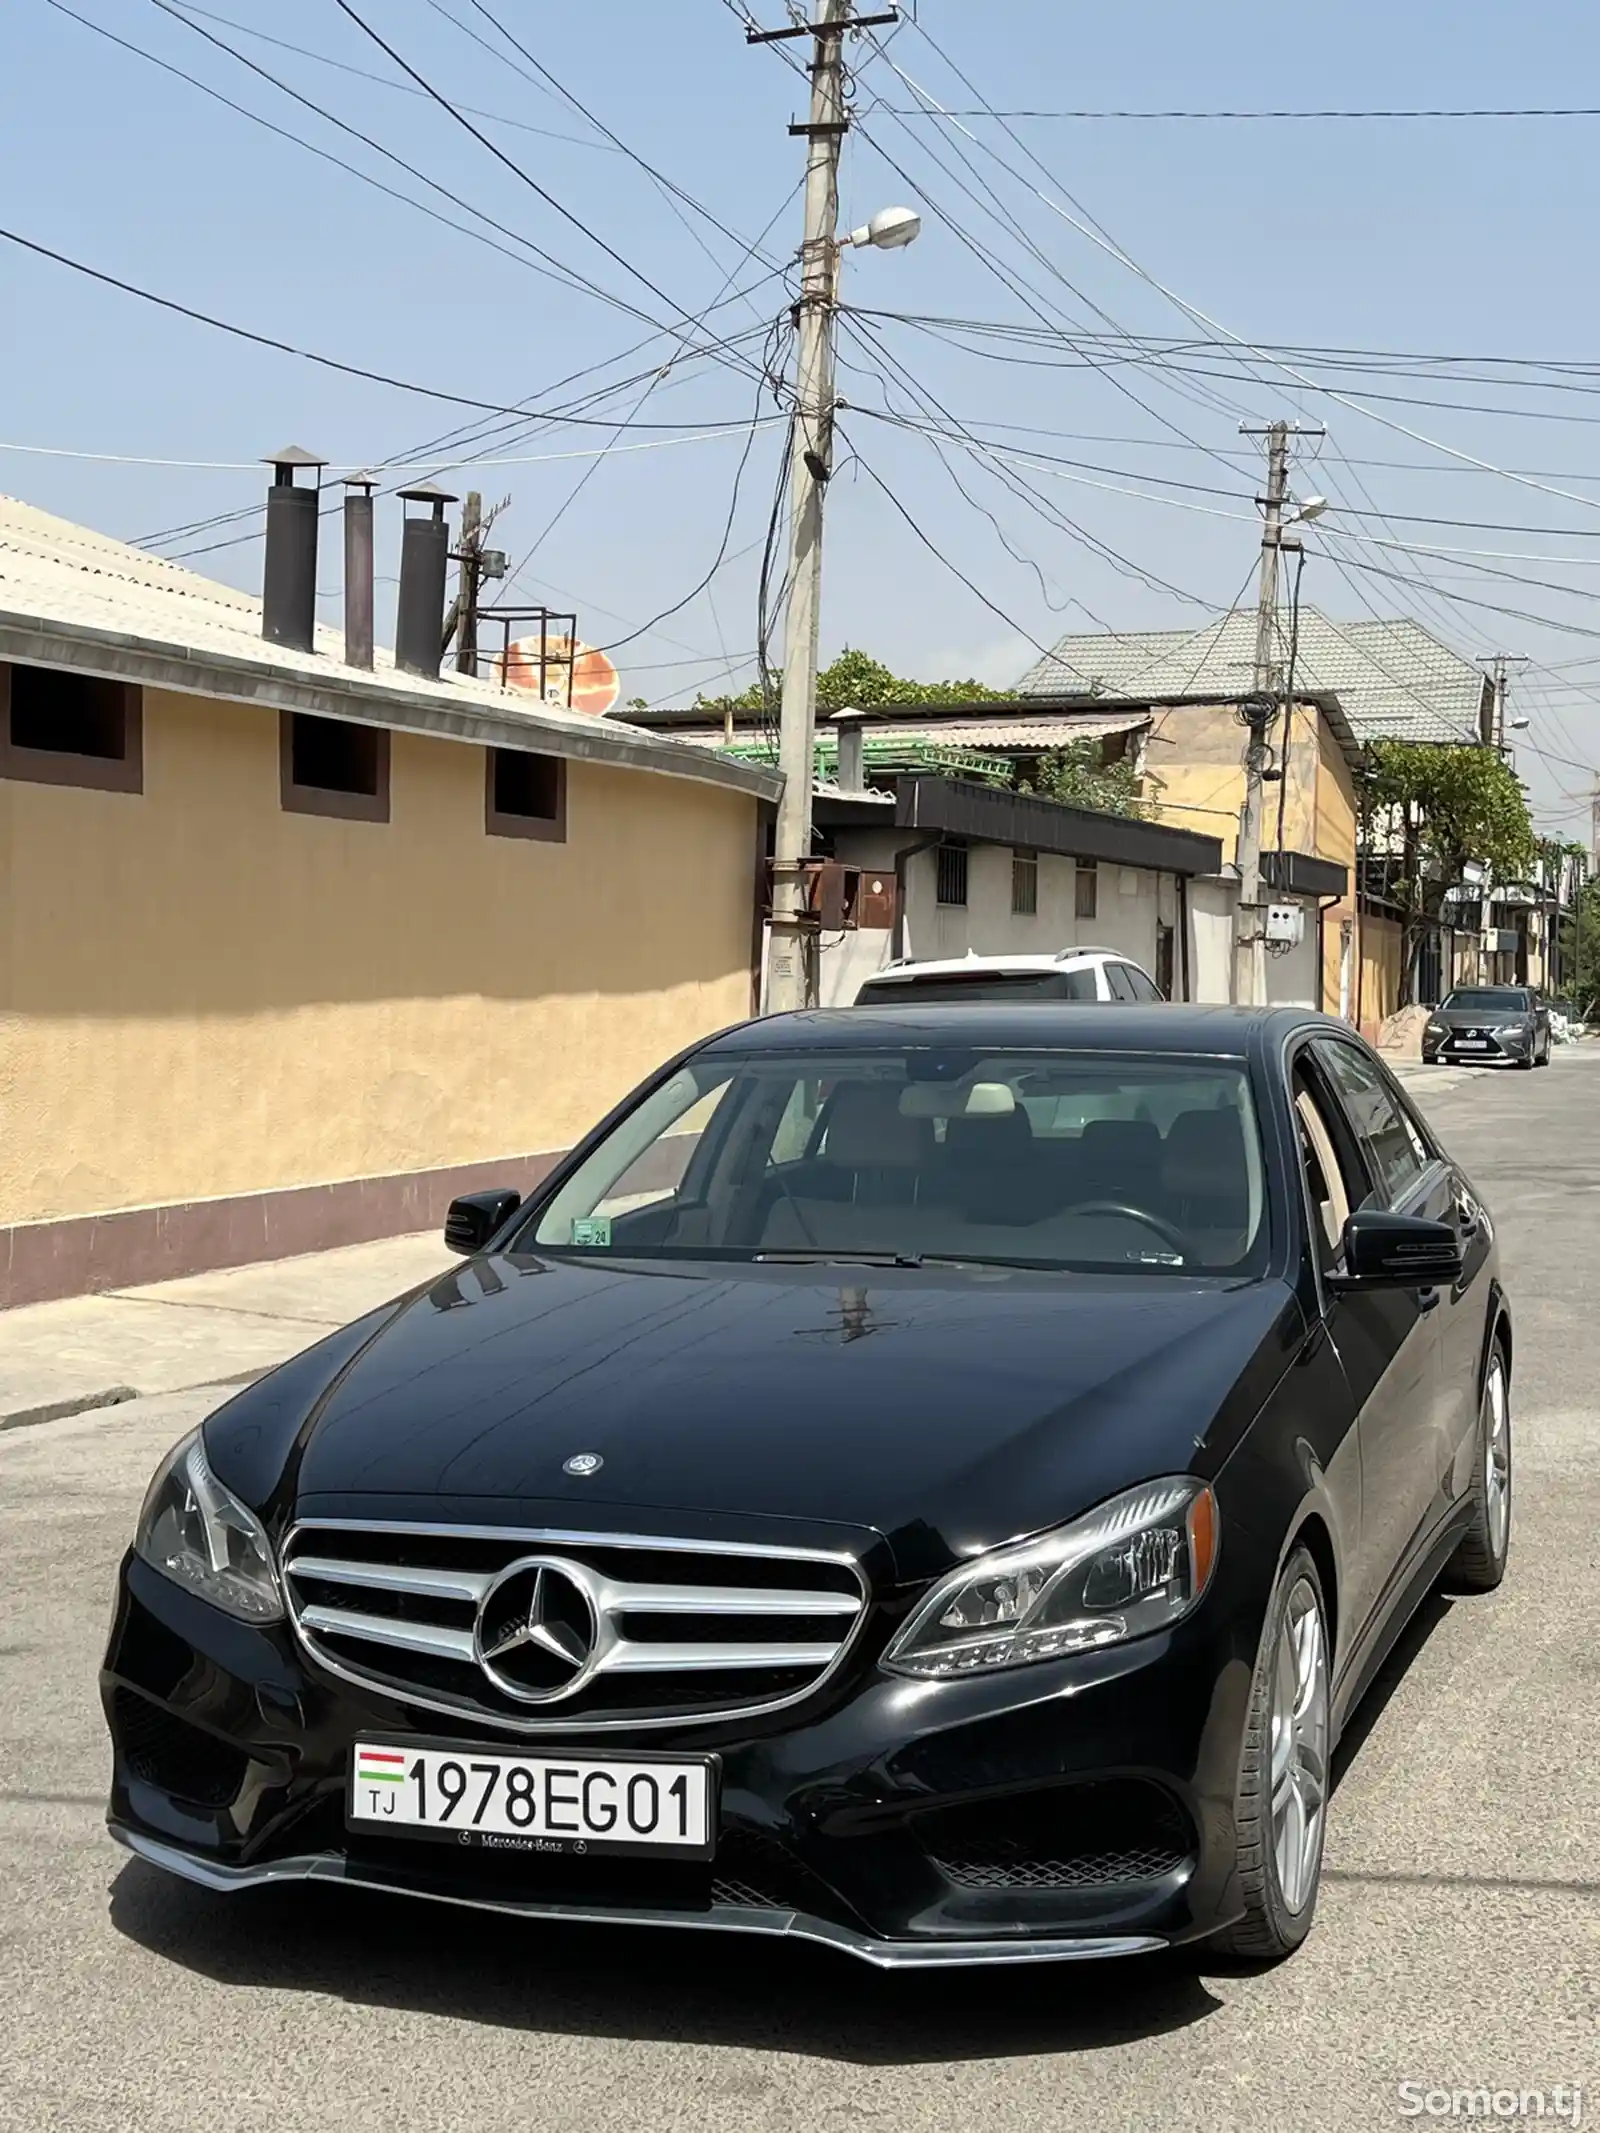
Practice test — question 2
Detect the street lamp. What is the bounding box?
[842,205,922,251]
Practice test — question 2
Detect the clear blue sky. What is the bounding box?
[6,0,1600,827]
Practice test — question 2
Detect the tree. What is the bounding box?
[1363,741,1535,1001]
[693,647,1017,715]
[1021,742,1148,820]
[1556,869,1600,1016]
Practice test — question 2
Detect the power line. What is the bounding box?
[166,0,615,150]
[880,24,1600,516]
[881,103,1600,122]
[0,226,776,433]
[432,0,786,277]
[327,0,766,375]
[842,434,1057,658]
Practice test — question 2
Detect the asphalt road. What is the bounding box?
[2,1054,1596,2133]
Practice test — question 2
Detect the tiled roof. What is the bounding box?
[1017,609,1488,745]
[0,494,778,797]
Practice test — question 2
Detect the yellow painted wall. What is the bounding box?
[0,689,758,1225]
[1144,700,1358,1014]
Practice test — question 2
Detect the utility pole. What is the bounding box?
[1233,420,1290,1009]
[454,491,483,676]
[442,491,507,676]
[763,0,850,1014]
[1483,655,1504,748]
[743,3,908,1011]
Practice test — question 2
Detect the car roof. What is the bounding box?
[861,948,1132,982]
[708,1003,1328,1059]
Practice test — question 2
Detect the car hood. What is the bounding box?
[1431,1006,1531,1027]
[204,1252,1304,1575]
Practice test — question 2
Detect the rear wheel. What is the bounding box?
[1213,1546,1330,1962]
[1444,1339,1512,1593]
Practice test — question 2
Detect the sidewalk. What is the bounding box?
[0,1231,449,1428]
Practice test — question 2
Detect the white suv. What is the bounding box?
[853,947,1167,1007]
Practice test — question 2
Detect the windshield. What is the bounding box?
[855,972,1091,1005]
[524,1047,1268,1275]
[1443,988,1531,1012]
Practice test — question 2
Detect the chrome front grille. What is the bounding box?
[281,1521,869,1733]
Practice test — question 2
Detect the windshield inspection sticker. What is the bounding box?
[570,1216,612,1247]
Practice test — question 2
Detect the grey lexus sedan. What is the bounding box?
[1423,987,1551,1069]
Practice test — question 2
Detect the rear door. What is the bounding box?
[1311,1036,1455,1617]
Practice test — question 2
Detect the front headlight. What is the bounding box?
[883,1478,1218,1679]
[1425,1018,1446,1036]
[1496,1023,1529,1041]
[133,1428,283,1623]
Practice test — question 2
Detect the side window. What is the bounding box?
[1059,966,1099,1001]
[1313,1039,1426,1206]
[1124,965,1163,1002]
[1292,1063,1365,1273]
[1105,962,1138,1002]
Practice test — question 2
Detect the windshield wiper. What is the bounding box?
[754,1249,1064,1272]
[754,1250,925,1268]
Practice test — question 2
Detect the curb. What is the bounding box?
[0,1384,140,1433]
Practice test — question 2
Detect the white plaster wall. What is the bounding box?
[1188,875,1236,1005]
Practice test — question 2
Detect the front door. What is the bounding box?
[1312,1037,1457,1617]
[1292,1049,1441,1643]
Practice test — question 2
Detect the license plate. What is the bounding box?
[1456,1040,1491,1051]
[348,1738,717,1860]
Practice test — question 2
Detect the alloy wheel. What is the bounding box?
[1484,1353,1512,1560]
[1270,1577,1329,1915]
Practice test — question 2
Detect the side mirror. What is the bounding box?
[1331,1207,1463,1290]
[444,1187,522,1256]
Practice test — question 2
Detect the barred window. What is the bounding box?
[935,843,969,907]
[1011,848,1038,915]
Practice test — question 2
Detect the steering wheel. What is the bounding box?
[1063,1200,1189,1254]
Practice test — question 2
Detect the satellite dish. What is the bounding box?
[501,635,620,716]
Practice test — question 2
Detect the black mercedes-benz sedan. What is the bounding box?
[1422,986,1551,1068]
[104,1006,1512,1970]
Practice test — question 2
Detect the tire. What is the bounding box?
[1536,1038,1552,1067]
[1213,1545,1331,1962]
[1444,1338,1512,1594]
[1516,1051,1535,1070]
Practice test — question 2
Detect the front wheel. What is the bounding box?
[1213,1545,1331,1962]
[1444,1340,1512,1593]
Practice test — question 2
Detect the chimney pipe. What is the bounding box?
[395,484,456,679]
[342,473,376,670]
[833,706,866,794]
[260,445,326,653]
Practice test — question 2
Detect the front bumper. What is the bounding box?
[102,1549,1259,1968]
[1424,1028,1532,1064]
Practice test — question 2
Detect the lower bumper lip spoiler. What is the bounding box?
[109,1824,1166,1972]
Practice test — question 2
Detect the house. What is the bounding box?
[0,489,779,1307]
[1019,608,1494,1031]
[617,702,1222,1004]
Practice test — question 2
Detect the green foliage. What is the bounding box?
[692,647,1017,716]
[1020,742,1148,821]
[1364,740,1535,914]
[1557,875,1600,1016]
